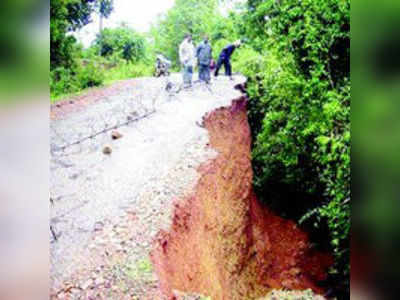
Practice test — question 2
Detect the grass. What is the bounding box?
[50,86,95,104]
[125,257,153,280]
[50,62,154,104]
[259,289,326,300]
[103,62,153,84]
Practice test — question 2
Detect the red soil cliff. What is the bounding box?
[151,98,332,299]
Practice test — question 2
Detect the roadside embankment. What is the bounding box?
[151,96,332,299]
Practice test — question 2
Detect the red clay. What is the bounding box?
[151,98,332,299]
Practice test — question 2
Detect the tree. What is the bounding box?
[94,27,146,62]
[50,0,114,69]
[237,0,350,296]
[151,0,219,67]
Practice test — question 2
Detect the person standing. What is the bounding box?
[196,35,212,84]
[214,40,241,79]
[179,34,196,88]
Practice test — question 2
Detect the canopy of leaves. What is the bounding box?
[50,0,113,69]
[150,0,221,67]
[94,27,146,62]
[236,0,350,295]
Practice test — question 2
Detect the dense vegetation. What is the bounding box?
[149,0,350,295]
[50,0,350,296]
[150,0,218,68]
[50,0,152,100]
[94,27,146,62]
[237,0,350,296]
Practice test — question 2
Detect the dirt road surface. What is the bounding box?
[50,73,245,299]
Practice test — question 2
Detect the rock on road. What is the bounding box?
[50,73,246,299]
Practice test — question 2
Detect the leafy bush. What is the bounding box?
[51,0,114,70]
[51,0,115,99]
[150,0,220,67]
[51,20,151,99]
[237,0,350,295]
[50,58,105,100]
[94,27,146,62]
[211,38,230,60]
[50,66,79,98]
[103,61,153,83]
[76,59,105,89]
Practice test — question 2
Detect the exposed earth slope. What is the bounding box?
[50,74,330,299]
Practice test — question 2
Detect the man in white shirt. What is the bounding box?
[179,34,196,88]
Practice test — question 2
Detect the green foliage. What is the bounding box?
[150,0,220,67]
[103,61,153,83]
[50,0,244,99]
[50,0,116,99]
[94,27,146,62]
[50,67,79,97]
[50,58,105,99]
[49,0,350,295]
[237,0,350,293]
[50,53,153,100]
[50,0,76,69]
[150,0,245,68]
[77,59,105,88]
[51,0,114,70]
[50,1,153,100]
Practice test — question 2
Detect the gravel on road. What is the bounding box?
[50,73,246,299]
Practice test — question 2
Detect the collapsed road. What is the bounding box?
[50,73,330,299]
[50,74,245,298]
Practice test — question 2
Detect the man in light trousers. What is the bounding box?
[179,34,196,88]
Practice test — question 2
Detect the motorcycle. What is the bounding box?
[154,54,171,77]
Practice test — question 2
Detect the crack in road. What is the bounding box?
[50,74,246,298]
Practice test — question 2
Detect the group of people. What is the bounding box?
[179,34,241,88]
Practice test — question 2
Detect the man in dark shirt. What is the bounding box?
[214,40,241,79]
[196,35,213,84]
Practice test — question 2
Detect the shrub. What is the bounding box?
[51,0,114,70]
[237,0,350,294]
[50,58,105,100]
[76,59,105,89]
[50,66,79,99]
[94,27,146,62]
